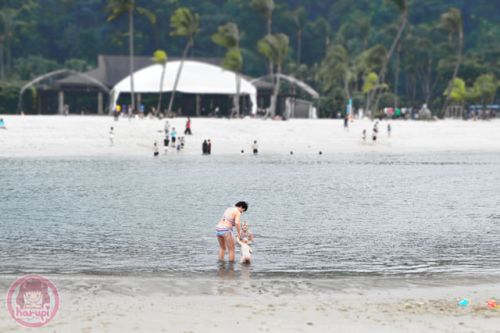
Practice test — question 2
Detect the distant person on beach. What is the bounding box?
[164,120,170,134]
[207,139,212,154]
[252,140,259,155]
[387,123,392,137]
[171,127,177,147]
[343,115,349,129]
[184,117,192,135]
[163,134,170,152]
[202,140,208,154]
[362,129,367,141]
[0,118,6,129]
[139,104,145,118]
[109,126,114,145]
[127,105,133,118]
[113,105,121,121]
[215,201,248,262]
[153,141,159,156]
[236,237,252,264]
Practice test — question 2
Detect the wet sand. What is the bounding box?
[0,275,499,332]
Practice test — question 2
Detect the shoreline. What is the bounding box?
[1,275,499,332]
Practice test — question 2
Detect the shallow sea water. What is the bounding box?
[1,153,499,277]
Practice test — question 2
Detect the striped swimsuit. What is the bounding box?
[215,209,236,237]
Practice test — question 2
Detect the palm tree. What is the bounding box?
[285,7,306,65]
[251,0,275,77]
[223,48,243,118]
[153,50,168,116]
[0,6,29,79]
[257,33,289,118]
[107,0,155,113]
[250,0,274,35]
[369,0,408,113]
[440,8,464,116]
[212,22,243,117]
[167,7,200,115]
[393,42,402,111]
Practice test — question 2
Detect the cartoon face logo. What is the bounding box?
[6,275,60,327]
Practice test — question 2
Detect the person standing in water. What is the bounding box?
[215,201,248,262]
[202,140,208,155]
[109,126,114,146]
[252,140,259,155]
[171,127,177,147]
[153,141,159,156]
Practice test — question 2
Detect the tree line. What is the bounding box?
[0,0,498,116]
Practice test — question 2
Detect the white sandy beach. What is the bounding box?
[0,276,499,332]
[0,115,499,157]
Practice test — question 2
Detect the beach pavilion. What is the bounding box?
[18,54,314,117]
[111,60,258,117]
[251,74,319,119]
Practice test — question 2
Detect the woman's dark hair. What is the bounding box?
[235,201,248,211]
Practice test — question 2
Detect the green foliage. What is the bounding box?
[284,7,306,31]
[106,0,156,24]
[0,0,498,117]
[64,58,93,72]
[468,74,497,104]
[250,0,274,23]
[0,80,23,113]
[444,77,466,103]
[440,7,463,39]
[385,0,407,13]
[257,33,289,68]
[316,45,349,94]
[363,72,379,94]
[13,55,61,80]
[152,49,168,64]
[211,22,240,49]
[170,7,199,40]
[222,48,243,73]
[212,22,243,73]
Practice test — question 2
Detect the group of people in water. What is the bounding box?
[362,120,392,142]
[216,201,254,264]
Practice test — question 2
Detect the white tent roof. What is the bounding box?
[112,60,257,114]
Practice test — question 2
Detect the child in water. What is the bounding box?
[236,237,253,264]
[237,221,254,264]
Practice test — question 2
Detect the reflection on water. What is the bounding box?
[0,153,499,277]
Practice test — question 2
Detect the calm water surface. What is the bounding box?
[1,153,499,277]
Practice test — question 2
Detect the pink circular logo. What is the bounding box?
[6,275,60,327]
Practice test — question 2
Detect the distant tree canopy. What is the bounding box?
[0,0,498,116]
